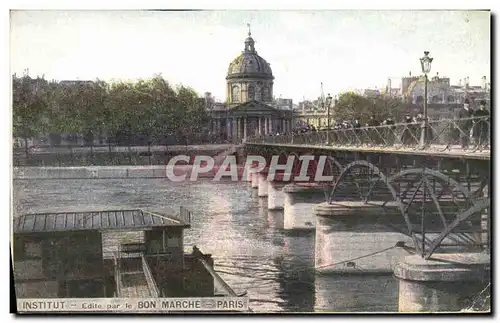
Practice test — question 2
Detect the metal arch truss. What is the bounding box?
[273,150,345,183]
[325,160,490,259]
[246,116,491,154]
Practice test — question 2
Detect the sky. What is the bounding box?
[10,10,491,102]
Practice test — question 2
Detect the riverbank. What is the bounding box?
[13,144,235,167]
[12,165,247,180]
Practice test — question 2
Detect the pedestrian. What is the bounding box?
[384,116,395,146]
[457,99,473,150]
[401,115,416,146]
[366,116,378,127]
[472,100,490,150]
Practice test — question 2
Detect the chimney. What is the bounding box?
[482,76,487,89]
[409,71,412,77]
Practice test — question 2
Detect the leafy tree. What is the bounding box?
[12,74,213,147]
[333,92,407,125]
[176,85,210,134]
[12,74,52,149]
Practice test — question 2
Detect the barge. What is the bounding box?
[12,207,243,301]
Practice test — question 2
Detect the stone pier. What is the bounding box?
[314,201,414,274]
[244,165,252,182]
[268,181,286,210]
[283,184,327,230]
[251,172,259,189]
[257,173,268,197]
[314,274,399,312]
[393,253,490,312]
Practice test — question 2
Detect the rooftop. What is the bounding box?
[13,209,191,234]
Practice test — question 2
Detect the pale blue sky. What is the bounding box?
[10,10,490,102]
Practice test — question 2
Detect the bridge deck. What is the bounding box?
[245,143,490,160]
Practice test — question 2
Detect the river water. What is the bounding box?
[13,178,398,313]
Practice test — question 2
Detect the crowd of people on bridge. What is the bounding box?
[457,99,490,150]
[267,99,490,150]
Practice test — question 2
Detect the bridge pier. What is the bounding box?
[393,253,490,312]
[257,173,268,197]
[283,184,326,230]
[244,165,252,182]
[251,172,259,189]
[268,181,286,210]
[314,202,413,274]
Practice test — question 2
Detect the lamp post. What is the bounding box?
[419,51,433,149]
[326,93,333,144]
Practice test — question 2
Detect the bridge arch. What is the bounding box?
[324,154,344,174]
[388,168,475,202]
[318,155,345,200]
[268,150,345,189]
[330,161,488,257]
[328,160,413,240]
[425,198,490,259]
[387,167,487,258]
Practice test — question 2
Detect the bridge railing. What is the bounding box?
[247,116,490,153]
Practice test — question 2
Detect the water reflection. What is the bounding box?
[314,274,398,312]
[278,230,316,312]
[266,210,284,231]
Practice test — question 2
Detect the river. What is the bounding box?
[13,178,398,313]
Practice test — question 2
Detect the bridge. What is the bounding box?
[242,116,491,312]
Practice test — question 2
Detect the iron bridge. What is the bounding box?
[243,116,491,259]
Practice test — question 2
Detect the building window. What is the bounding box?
[263,86,270,101]
[248,84,255,101]
[231,85,240,103]
[166,232,180,248]
[148,239,164,254]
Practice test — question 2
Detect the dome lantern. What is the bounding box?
[244,23,256,53]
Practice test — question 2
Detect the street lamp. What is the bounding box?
[419,51,433,149]
[326,93,333,144]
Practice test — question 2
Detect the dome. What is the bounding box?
[227,53,273,77]
[226,32,274,80]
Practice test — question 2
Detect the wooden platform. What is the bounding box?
[118,273,153,298]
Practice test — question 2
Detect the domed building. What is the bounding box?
[209,27,293,142]
[226,33,274,105]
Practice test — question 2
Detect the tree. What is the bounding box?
[12,73,213,147]
[175,85,210,135]
[12,74,52,149]
[333,92,407,125]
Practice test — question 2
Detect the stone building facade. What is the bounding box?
[403,74,490,106]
